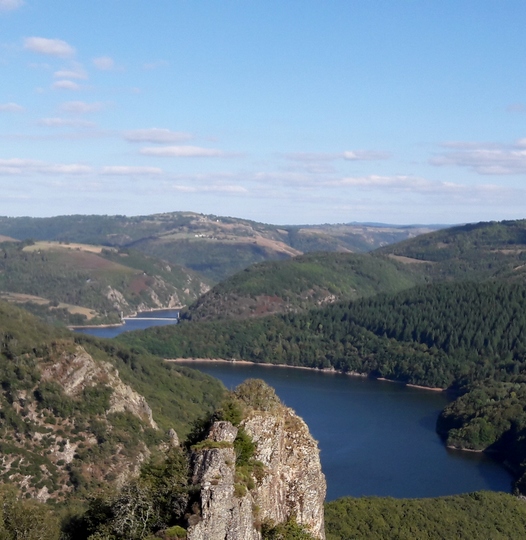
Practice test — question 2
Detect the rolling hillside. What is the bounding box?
[184,218,526,321]
[0,212,440,283]
[182,252,423,321]
[0,240,207,325]
[377,219,526,282]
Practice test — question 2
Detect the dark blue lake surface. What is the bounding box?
[76,316,513,501]
[177,361,513,501]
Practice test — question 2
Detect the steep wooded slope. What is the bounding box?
[378,218,526,282]
[0,301,223,501]
[182,252,422,322]
[0,240,207,325]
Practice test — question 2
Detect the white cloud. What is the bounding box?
[331,174,516,202]
[60,101,104,114]
[52,80,81,91]
[54,63,87,80]
[431,139,526,175]
[38,117,95,128]
[123,128,192,144]
[92,56,114,70]
[0,158,91,175]
[168,184,248,194]
[0,0,23,11]
[284,150,390,162]
[24,37,75,58]
[100,166,163,176]
[0,102,24,112]
[342,150,391,161]
[140,145,226,157]
[335,175,433,190]
[284,152,338,162]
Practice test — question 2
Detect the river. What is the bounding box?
[75,313,513,501]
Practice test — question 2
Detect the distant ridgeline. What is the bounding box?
[0,211,440,283]
[119,219,526,493]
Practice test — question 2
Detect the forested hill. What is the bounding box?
[181,218,526,322]
[121,280,526,389]
[377,219,526,282]
[0,240,207,325]
[182,252,423,322]
[0,212,439,283]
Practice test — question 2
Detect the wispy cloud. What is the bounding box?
[24,37,75,58]
[140,145,226,157]
[284,150,390,162]
[330,174,517,202]
[100,166,163,176]
[38,117,95,128]
[0,0,24,11]
[167,184,248,194]
[431,139,526,175]
[52,80,81,91]
[54,63,87,80]
[0,102,24,112]
[342,150,391,161]
[60,101,104,114]
[92,56,115,70]
[123,128,192,144]
[0,158,91,175]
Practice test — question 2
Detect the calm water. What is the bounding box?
[76,316,513,501]
[178,362,513,501]
[74,309,180,338]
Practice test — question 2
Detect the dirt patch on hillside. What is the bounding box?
[23,241,114,253]
[388,254,434,265]
[0,235,19,242]
[0,292,98,319]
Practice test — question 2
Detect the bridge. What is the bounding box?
[123,317,178,321]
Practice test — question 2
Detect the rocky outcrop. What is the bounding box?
[244,407,326,539]
[187,383,326,540]
[188,422,259,540]
[41,345,157,429]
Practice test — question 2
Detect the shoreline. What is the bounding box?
[68,306,183,330]
[167,357,446,393]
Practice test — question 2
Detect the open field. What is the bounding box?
[22,241,115,254]
[0,292,99,319]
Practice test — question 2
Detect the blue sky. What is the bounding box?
[1,0,526,225]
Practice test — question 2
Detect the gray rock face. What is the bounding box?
[244,408,326,539]
[187,404,326,540]
[188,423,260,540]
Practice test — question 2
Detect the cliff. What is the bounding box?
[186,380,326,540]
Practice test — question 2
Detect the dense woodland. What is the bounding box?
[324,491,526,540]
[182,252,422,322]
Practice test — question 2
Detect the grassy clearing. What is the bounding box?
[22,241,114,253]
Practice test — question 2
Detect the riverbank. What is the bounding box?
[69,306,182,331]
[167,357,446,392]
